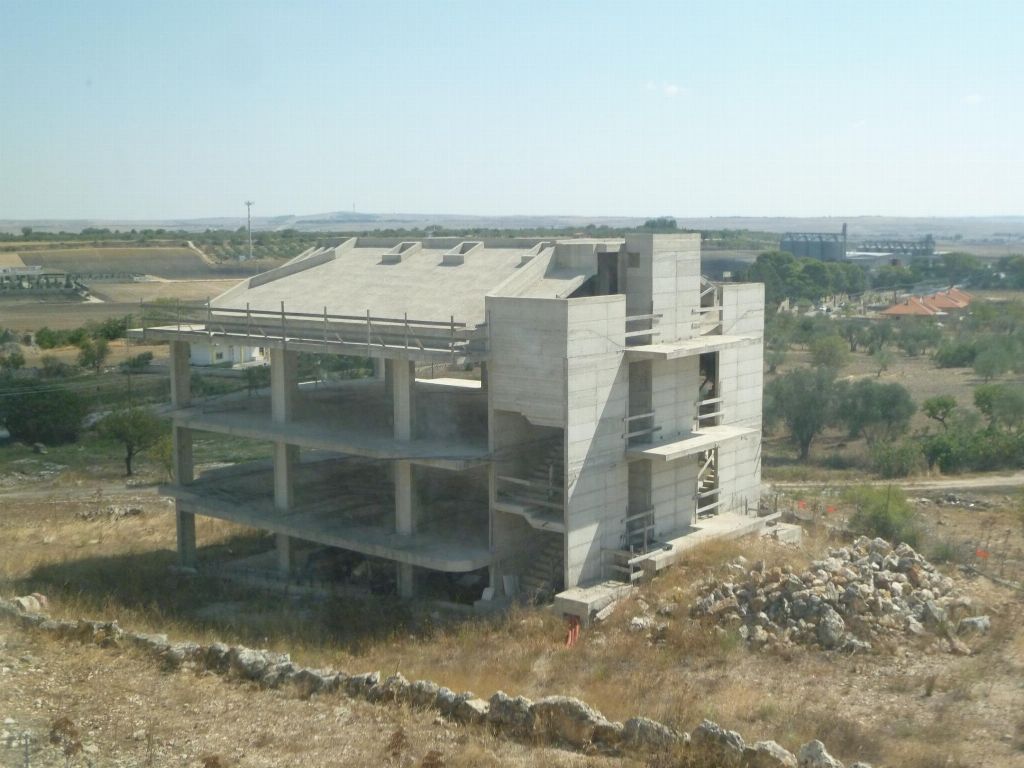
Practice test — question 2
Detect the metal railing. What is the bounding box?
[696,396,723,427]
[624,312,662,346]
[137,300,485,360]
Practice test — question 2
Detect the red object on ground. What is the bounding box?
[976,549,990,559]
[565,616,581,647]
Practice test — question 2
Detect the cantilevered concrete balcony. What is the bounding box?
[174,378,489,471]
[626,424,757,462]
[165,456,492,573]
[624,334,758,361]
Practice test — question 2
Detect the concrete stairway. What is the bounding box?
[696,448,720,519]
[519,534,564,600]
[495,441,565,532]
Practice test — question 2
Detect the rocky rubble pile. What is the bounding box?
[691,537,989,654]
[1,597,875,766]
[76,505,143,522]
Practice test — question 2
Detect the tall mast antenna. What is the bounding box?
[245,200,254,261]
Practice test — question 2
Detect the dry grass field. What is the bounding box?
[0,455,1021,767]
[0,279,238,331]
[11,245,280,280]
[89,279,240,304]
[18,247,210,277]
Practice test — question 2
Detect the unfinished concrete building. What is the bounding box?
[134,233,765,604]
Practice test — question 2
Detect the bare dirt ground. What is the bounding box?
[0,298,154,332]
[89,280,239,304]
[0,465,1021,767]
[0,631,620,768]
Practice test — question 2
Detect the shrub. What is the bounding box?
[119,351,154,373]
[870,439,925,478]
[844,485,920,546]
[934,340,977,368]
[0,383,89,445]
[35,326,63,349]
[809,334,849,370]
[39,355,74,378]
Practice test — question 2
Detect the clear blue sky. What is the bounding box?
[1,0,1021,220]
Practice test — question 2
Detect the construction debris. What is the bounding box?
[691,537,984,654]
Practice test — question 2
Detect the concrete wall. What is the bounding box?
[716,283,764,514]
[623,233,701,343]
[563,295,629,586]
[651,460,700,536]
[486,297,568,428]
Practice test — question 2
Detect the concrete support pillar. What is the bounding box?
[270,348,298,423]
[172,426,194,485]
[270,347,299,575]
[389,358,415,440]
[176,503,197,569]
[390,358,416,597]
[373,357,385,380]
[273,443,298,577]
[169,341,191,408]
[273,443,299,511]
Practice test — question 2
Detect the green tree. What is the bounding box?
[872,347,892,378]
[940,252,982,286]
[97,408,167,476]
[837,379,916,444]
[119,351,153,373]
[809,334,850,370]
[76,338,109,374]
[844,485,920,546]
[894,319,941,357]
[0,383,88,445]
[974,384,1024,431]
[0,348,25,374]
[640,217,678,231]
[764,367,837,460]
[973,346,1008,381]
[922,395,957,430]
[35,327,63,349]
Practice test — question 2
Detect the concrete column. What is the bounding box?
[391,358,416,597]
[172,426,194,485]
[273,443,299,511]
[273,443,298,576]
[390,358,415,440]
[372,357,385,380]
[270,347,299,575]
[270,348,298,423]
[169,341,191,407]
[176,503,197,569]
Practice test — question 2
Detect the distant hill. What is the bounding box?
[3,212,1024,243]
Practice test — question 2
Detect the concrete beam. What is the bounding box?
[270,348,298,424]
[170,341,191,407]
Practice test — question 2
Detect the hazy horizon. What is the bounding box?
[3,1,1022,220]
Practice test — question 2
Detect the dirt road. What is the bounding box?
[768,471,1024,493]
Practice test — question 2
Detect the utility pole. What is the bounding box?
[245,200,254,261]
